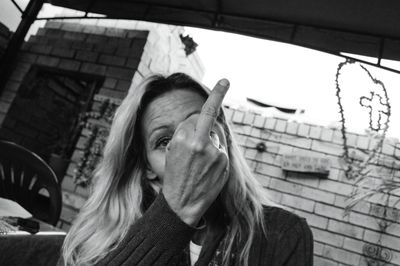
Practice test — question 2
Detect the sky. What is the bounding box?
[1,1,399,138]
[184,27,400,138]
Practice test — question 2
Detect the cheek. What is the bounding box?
[147,151,166,180]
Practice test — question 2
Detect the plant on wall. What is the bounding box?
[335,59,400,265]
[335,60,398,206]
[72,98,118,187]
[335,59,391,181]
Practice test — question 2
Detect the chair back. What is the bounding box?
[0,140,62,226]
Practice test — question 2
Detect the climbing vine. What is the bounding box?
[335,60,399,265]
[73,97,118,187]
[335,59,391,181]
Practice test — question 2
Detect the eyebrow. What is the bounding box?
[148,110,201,141]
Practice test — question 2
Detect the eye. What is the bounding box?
[155,136,171,149]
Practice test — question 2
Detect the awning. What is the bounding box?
[47,0,400,62]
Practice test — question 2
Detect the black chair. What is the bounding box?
[0,140,62,226]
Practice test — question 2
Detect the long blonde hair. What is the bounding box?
[62,73,275,265]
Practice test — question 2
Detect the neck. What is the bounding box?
[191,197,227,245]
[191,226,207,245]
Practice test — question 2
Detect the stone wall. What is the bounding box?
[0,21,147,141]
[0,20,205,233]
[224,106,400,266]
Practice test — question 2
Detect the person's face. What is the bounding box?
[141,89,228,191]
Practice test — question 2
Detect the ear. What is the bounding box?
[145,168,162,194]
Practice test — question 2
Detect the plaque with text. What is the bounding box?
[281,152,331,174]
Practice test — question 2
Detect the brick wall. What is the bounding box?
[0,68,99,158]
[5,20,204,231]
[29,7,204,85]
[0,20,152,231]
[61,20,203,89]
[224,107,400,266]
[0,19,204,229]
[0,21,148,135]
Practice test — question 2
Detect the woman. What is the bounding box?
[61,73,313,266]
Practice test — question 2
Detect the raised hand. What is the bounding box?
[163,79,230,226]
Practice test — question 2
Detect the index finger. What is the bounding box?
[196,78,230,138]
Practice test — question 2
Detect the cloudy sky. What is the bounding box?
[1,1,399,138]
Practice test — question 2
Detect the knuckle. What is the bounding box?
[206,144,218,156]
[177,118,191,129]
[201,105,219,118]
[186,113,199,123]
[174,130,187,143]
[218,151,227,160]
[217,151,228,164]
[190,141,205,153]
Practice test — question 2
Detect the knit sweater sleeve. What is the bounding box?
[272,217,314,266]
[95,193,196,266]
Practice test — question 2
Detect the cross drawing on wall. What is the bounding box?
[359,91,390,132]
[335,59,396,266]
[335,59,391,181]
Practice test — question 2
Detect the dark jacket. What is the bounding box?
[90,194,314,266]
[0,193,313,266]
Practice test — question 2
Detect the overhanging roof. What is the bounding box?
[48,0,400,62]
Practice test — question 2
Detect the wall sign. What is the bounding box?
[281,152,331,174]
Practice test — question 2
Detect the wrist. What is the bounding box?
[163,194,202,227]
[175,208,202,227]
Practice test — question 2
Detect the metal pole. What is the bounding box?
[0,0,45,96]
